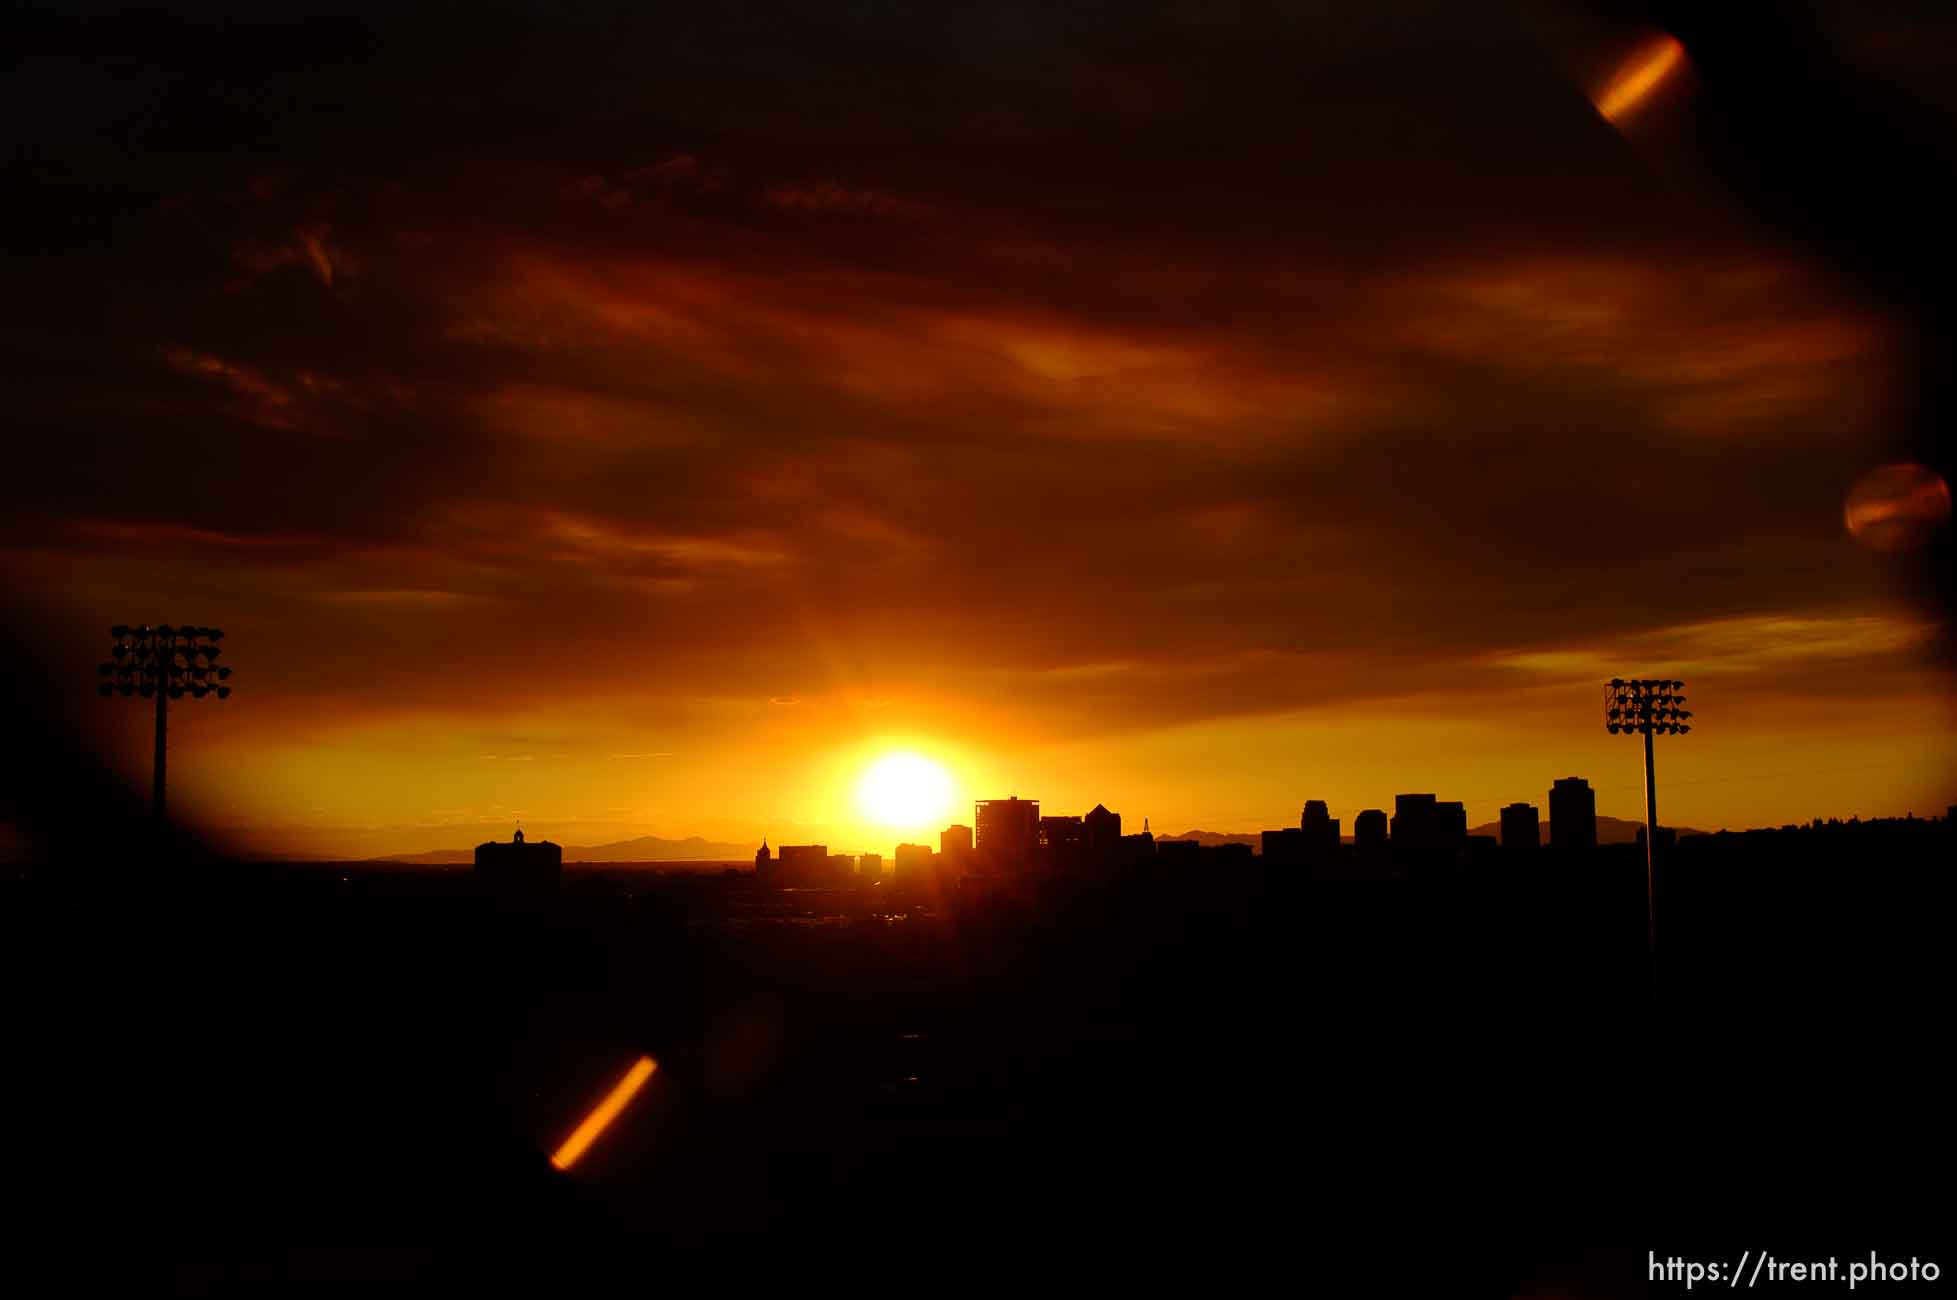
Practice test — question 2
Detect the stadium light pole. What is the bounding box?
[99,625,234,823]
[1604,677,1691,974]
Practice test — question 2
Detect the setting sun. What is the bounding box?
[856,752,956,831]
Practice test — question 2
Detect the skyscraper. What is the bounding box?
[778,844,829,886]
[893,842,933,884]
[1500,803,1540,851]
[1082,803,1122,856]
[1301,799,1339,857]
[975,797,1040,866]
[1435,800,1467,848]
[1354,809,1388,852]
[1549,777,1597,852]
[1391,793,1437,850]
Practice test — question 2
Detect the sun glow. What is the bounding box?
[856,752,956,831]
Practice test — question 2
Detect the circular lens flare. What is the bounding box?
[856,752,954,831]
[1845,463,1951,552]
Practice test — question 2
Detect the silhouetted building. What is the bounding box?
[1391,794,1437,851]
[1500,803,1540,851]
[1082,803,1121,856]
[1635,826,1676,854]
[1301,799,1339,858]
[827,853,855,883]
[1261,827,1305,863]
[1549,777,1597,852]
[975,797,1039,867]
[1117,826,1156,868]
[1156,838,1201,868]
[1354,809,1387,852]
[893,842,933,884]
[777,843,829,887]
[857,852,882,882]
[1209,842,1254,867]
[474,828,561,890]
[1038,815,1083,847]
[941,823,973,862]
[1037,814,1085,872]
[1436,800,1467,848]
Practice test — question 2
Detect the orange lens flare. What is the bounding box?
[549,1055,657,1171]
[1595,34,1685,123]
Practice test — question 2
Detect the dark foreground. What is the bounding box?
[5,824,1950,1293]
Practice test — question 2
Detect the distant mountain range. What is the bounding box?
[1468,814,1707,845]
[376,833,752,866]
[1162,815,1705,851]
[374,815,1709,864]
[1154,830,1261,849]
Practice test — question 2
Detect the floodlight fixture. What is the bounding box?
[1603,677,1692,977]
[98,623,235,823]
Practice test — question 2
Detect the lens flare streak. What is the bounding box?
[1595,34,1685,123]
[549,1055,657,1171]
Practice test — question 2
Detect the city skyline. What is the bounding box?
[8,2,1955,861]
[236,770,1949,863]
[5,4,1953,1279]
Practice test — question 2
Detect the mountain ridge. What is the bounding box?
[375,833,752,866]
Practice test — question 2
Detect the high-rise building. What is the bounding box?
[1499,803,1540,851]
[1038,815,1083,847]
[1549,777,1597,851]
[893,842,933,884]
[1082,803,1122,855]
[778,844,829,886]
[941,824,973,860]
[975,797,1040,866]
[1301,799,1340,856]
[1391,794,1437,849]
[857,852,883,882]
[1353,809,1388,851]
[1435,800,1467,848]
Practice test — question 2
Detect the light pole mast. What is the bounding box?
[100,624,234,823]
[1605,678,1691,983]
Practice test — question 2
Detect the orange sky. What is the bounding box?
[4,3,1954,858]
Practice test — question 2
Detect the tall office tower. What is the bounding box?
[1301,799,1340,857]
[1499,802,1540,851]
[975,797,1040,866]
[1391,793,1438,851]
[1549,777,1598,851]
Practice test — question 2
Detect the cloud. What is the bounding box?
[233,223,342,287]
[6,1,1949,843]
[162,347,300,429]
